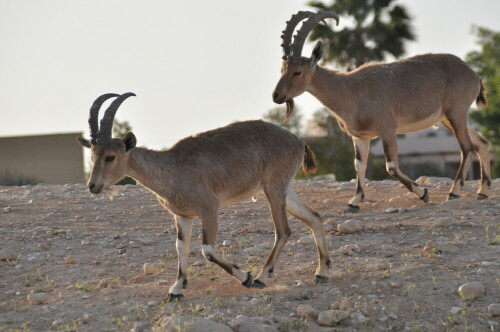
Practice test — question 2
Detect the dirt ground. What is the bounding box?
[0,177,499,331]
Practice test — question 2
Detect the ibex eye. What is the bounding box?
[293,71,302,76]
[105,156,115,162]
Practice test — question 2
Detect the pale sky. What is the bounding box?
[1,0,500,150]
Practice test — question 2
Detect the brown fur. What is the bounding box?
[79,119,331,297]
[273,50,492,207]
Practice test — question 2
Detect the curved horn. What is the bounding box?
[88,93,120,144]
[281,11,314,59]
[290,10,339,59]
[96,92,136,145]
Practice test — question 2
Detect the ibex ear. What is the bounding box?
[310,41,323,67]
[77,136,91,149]
[124,132,136,152]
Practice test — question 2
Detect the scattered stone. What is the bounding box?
[98,280,108,289]
[432,217,456,227]
[64,256,75,264]
[158,280,169,286]
[422,240,442,254]
[192,260,206,267]
[38,243,49,250]
[52,319,64,327]
[317,310,349,327]
[230,315,278,332]
[385,207,399,213]
[118,249,127,254]
[138,237,154,245]
[296,304,319,318]
[337,220,362,234]
[458,282,485,301]
[351,312,369,324]
[222,240,232,247]
[488,303,500,317]
[0,248,18,261]
[27,292,50,305]
[143,263,160,275]
[337,244,357,256]
[81,239,91,245]
[131,321,149,332]
[450,307,462,316]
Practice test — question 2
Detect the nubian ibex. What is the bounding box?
[273,11,491,212]
[78,93,331,301]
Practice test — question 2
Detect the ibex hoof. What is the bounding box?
[314,275,328,283]
[326,260,332,269]
[166,293,183,303]
[252,279,267,289]
[242,272,253,288]
[345,204,360,213]
[476,193,488,200]
[448,193,460,201]
[419,188,429,203]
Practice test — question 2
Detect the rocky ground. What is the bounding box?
[0,177,499,332]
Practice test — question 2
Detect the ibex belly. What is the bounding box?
[218,183,263,209]
[396,108,444,134]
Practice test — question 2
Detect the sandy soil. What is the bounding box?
[0,177,499,331]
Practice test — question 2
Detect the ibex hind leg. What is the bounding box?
[442,117,475,200]
[468,126,491,199]
[286,186,330,282]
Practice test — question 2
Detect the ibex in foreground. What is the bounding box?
[273,11,491,212]
[78,93,331,301]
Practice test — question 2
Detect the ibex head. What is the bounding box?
[77,93,136,194]
[272,11,339,120]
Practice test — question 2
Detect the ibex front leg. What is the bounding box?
[167,216,193,302]
[253,188,290,288]
[346,137,370,213]
[381,134,429,202]
[200,208,253,288]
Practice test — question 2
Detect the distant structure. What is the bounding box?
[0,133,85,185]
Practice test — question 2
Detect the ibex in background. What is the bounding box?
[78,93,331,301]
[273,11,491,212]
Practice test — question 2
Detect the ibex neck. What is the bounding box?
[127,148,172,195]
[308,66,351,120]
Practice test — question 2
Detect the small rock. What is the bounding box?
[458,282,485,300]
[138,238,154,245]
[385,207,399,213]
[38,243,49,250]
[52,319,64,327]
[296,304,318,318]
[27,292,50,305]
[488,303,500,317]
[337,244,357,256]
[158,280,169,285]
[118,249,127,254]
[98,280,108,289]
[317,310,349,327]
[351,312,369,324]
[0,248,18,261]
[143,263,160,275]
[131,321,149,332]
[64,256,75,264]
[81,239,91,245]
[192,260,206,267]
[422,240,442,254]
[450,307,462,316]
[222,240,232,247]
[432,217,456,227]
[337,220,362,234]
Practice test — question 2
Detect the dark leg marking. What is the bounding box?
[345,204,360,213]
[477,193,488,200]
[419,188,429,203]
[314,275,328,283]
[252,279,267,289]
[242,272,253,288]
[166,293,183,303]
[448,193,460,200]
